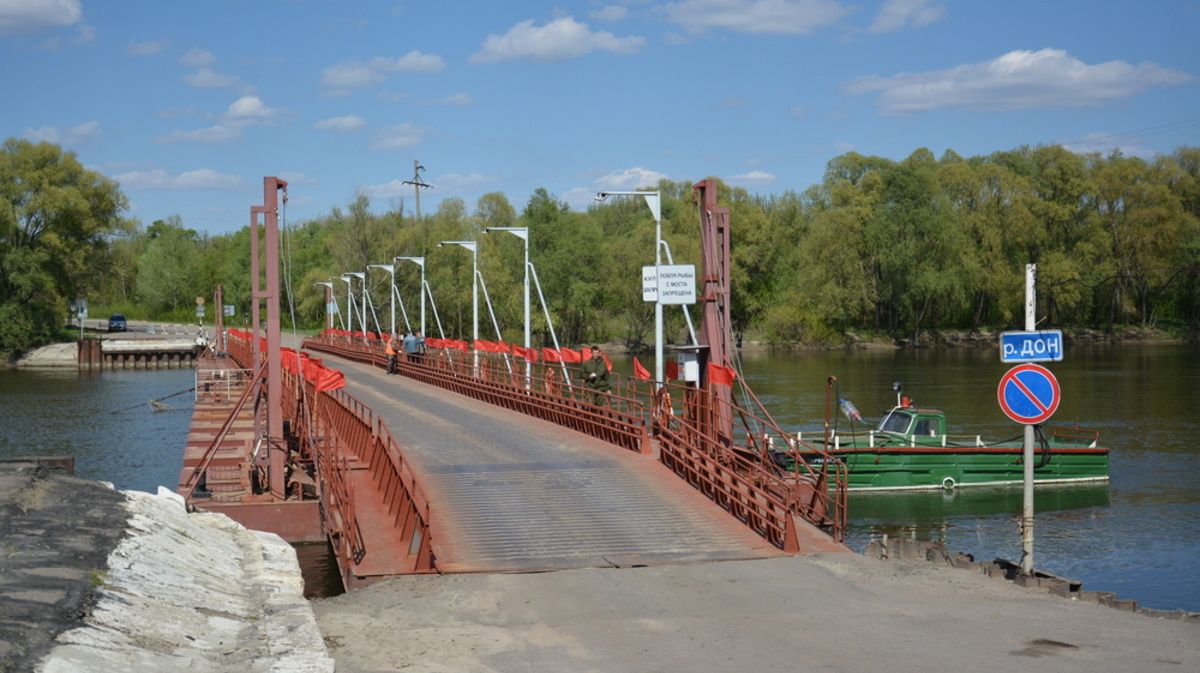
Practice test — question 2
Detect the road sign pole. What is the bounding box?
[1022,263,1036,575]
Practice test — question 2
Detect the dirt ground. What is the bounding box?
[312,553,1198,673]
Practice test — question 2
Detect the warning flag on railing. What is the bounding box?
[708,362,737,386]
[542,347,562,363]
[425,337,443,349]
[633,357,651,381]
[560,348,583,363]
[450,339,469,352]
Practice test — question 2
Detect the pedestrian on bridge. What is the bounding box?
[386,332,400,374]
[404,331,424,364]
[582,346,611,405]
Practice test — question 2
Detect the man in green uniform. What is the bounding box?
[581,346,610,405]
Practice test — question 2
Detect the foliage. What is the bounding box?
[0,139,127,352]
[6,138,1200,355]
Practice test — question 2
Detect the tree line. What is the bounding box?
[2,137,1198,355]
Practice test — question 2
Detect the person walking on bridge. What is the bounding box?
[403,330,424,364]
[582,346,611,405]
[386,332,400,374]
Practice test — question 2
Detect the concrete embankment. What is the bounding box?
[0,463,332,673]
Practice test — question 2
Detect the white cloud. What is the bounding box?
[469,17,645,64]
[180,48,216,68]
[595,167,668,191]
[591,6,628,21]
[314,115,366,133]
[22,120,101,144]
[868,0,945,34]
[124,38,169,56]
[0,0,82,36]
[220,96,284,125]
[658,0,851,36]
[416,93,474,107]
[371,123,427,150]
[729,170,776,184]
[320,51,447,93]
[114,168,247,190]
[844,48,1198,114]
[151,125,242,144]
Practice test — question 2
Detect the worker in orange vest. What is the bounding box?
[385,331,400,374]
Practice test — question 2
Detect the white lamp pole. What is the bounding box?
[347,271,367,336]
[439,241,478,363]
[597,190,662,387]
[396,256,426,337]
[339,275,356,333]
[368,264,396,336]
[485,227,530,383]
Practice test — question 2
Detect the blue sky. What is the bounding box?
[4,0,1198,235]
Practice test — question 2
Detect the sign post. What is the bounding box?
[997,263,1069,576]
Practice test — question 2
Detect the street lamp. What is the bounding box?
[367,264,397,337]
[395,256,426,337]
[338,275,356,334]
[346,272,367,335]
[596,190,663,387]
[485,227,530,383]
[438,241,478,362]
[313,282,335,331]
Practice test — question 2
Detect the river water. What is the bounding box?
[2,343,1197,612]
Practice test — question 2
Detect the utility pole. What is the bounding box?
[403,160,432,223]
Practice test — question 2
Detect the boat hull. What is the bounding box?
[803,445,1109,491]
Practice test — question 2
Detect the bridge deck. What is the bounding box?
[335,358,786,573]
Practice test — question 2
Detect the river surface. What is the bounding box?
[2,343,1197,612]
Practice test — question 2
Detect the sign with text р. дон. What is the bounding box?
[1000,329,1064,363]
[642,264,696,305]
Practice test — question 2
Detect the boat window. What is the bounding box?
[913,418,936,436]
[878,411,912,434]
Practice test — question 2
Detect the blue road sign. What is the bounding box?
[997,363,1061,425]
[1000,329,1064,363]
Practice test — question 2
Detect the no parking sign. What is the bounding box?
[997,363,1061,425]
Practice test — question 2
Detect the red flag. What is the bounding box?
[314,367,345,392]
[708,362,737,386]
[633,357,651,380]
[560,348,582,363]
[451,339,469,352]
[542,347,562,363]
[602,351,612,371]
[666,360,679,380]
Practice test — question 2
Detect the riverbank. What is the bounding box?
[0,462,332,673]
[312,545,1197,673]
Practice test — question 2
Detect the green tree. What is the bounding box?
[136,220,202,314]
[0,139,127,352]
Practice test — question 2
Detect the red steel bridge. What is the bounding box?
[177,178,849,590]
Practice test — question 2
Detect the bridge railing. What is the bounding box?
[302,333,848,545]
[227,330,435,575]
[304,335,650,454]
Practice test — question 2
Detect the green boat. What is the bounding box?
[794,388,1110,491]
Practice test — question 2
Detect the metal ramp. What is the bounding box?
[339,360,785,573]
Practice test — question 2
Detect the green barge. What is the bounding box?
[792,395,1110,491]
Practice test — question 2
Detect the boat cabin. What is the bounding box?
[877,403,947,439]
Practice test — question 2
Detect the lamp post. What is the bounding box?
[596,190,663,387]
[396,256,426,337]
[313,282,335,331]
[338,275,356,334]
[367,264,397,336]
[347,271,367,336]
[485,227,530,383]
[439,241,478,367]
